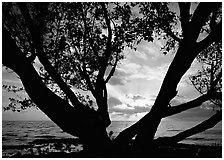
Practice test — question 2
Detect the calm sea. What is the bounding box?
[2,119,222,157]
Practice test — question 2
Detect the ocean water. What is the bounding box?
[107,119,222,146]
[2,119,222,157]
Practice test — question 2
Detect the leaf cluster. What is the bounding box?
[2,84,36,112]
[189,41,222,106]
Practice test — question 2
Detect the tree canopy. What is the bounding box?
[2,2,222,156]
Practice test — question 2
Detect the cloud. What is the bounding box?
[2,67,22,85]
[134,50,148,60]
[121,93,154,108]
[107,91,153,120]
[107,83,124,99]
[131,94,145,100]
[117,61,142,76]
[108,76,127,86]
[126,40,175,68]
[107,86,154,109]
[107,64,132,86]
[108,97,123,106]
[113,104,135,110]
[116,60,169,82]
[125,48,148,61]
[2,79,21,84]
[138,40,163,60]
[109,111,148,121]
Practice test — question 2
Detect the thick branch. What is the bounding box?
[81,4,99,59]
[210,7,218,31]
[196,20,222,54]
[97,3,112,81]
[79,64,95,94]
[3,27,112,151]
[163,93,210,118]
[79,5,96,94]
[105,56,118,84]
[189,2,220,42]
[18,3,83,109]
[178,2,190,37]
[115,3,222,148]
[3,27,83,135]
[155,111,221,144]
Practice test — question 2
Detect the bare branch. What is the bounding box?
[79,4,96,94]
[79,64,95,94]
[105,55,118,84]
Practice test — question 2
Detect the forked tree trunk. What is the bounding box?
[115,3,221,151]
[2,28,112,155]
[132,41,197,150]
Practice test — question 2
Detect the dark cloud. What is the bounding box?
[108,97,122,107]
[132,95,145,100]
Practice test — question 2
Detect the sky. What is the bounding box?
[2,2,217,122]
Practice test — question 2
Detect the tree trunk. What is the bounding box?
[121,4,220,151]
[3,28,112,155]
[132,41,196,148]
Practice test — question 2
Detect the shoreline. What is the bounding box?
[3,142,222,158]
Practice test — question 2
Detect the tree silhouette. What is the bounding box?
[114,2,222,151]
[2,2,222,156]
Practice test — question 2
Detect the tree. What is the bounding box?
[2,2,222,156]
[114,2,222,152]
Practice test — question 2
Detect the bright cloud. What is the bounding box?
[120,93,154,108]
[114,104,135,110]
[107,83,154,119]
[107,83,154,109]
[116,60,169,82]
